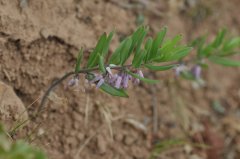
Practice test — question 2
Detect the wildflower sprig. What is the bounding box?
[72,26,191,96]
[38,26,240,113]
[176,28,240,82]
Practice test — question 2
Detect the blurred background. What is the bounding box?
[0,0,240,159]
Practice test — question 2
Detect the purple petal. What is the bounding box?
[106,67,113,77]
[175,65,187,76]
[108,74,118,85]
[132,78,140,85]
[96,78,104,88]
[90,74,103,83]
[137,70,144,78]
[191,65,201,79]
[115,76,122,89]
[122,74,129,89]
[128,75,132,80]
[68,78,78,87]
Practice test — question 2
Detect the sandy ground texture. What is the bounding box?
[0,0,240,159]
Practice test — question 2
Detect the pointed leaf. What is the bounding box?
[209,56,240,67]
[98,53,106,73]
[132,49,146,68]
[212,29,226,48]
[144,37,153,62]
[120,37,132,65]
[102,31,114,57]
[223,37,240,53]
[100,83,129,97]
[149,27,167,60]
[75,48,83,73]
[126,70,159,84]
[145,64,178,71]
[109,40,125,65]
[87,33,107,68]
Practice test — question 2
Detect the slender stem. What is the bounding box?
[37,65,133,115]
[37,61,182,116]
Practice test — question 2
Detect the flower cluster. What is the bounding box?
[87,67,144,89]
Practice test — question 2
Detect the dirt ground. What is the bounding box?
[0,0,240,159]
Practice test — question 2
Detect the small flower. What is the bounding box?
[132,78,140,85]
[96,78,105,88]
[122,73,130,89]
[175,64,187,76]
[106,67,113,77]
[67,76,79,87]
[115,76,122,89]
[191,65,202,79]
[131,69,144,85]
[137,70,144,78]
[89,74,103,83]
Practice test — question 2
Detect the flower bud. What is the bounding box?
[191,65,201,79]
[115,76,122,89]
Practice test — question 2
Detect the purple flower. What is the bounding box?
[106,67,113,77]
[67,76,79,87]
[175,64,187,76]
[137,70,144,78]
[90,74,103,83]
[96,78,105,88]
[122,73,130,89]
[191,65,202,79]
[132,78,140,85]
[115,76,122,89]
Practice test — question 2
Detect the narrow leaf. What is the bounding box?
[223,37,240,53]
[209,56,240,67]
[98,53,106,73]
[149,27,167,60]
[132,49,146,68]
[100,83,129,97]
[120,38,132,65]
[212,29,226,48]
[126,70,159,84]
[75,48,83,73]
[87,33,107,68]
[102,31,114,57]
[145,64,178,71]
[144,37,153,62]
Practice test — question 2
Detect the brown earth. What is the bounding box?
[0,0,240,159]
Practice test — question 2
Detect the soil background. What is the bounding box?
[0,0,240,159]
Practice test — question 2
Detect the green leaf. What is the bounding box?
[159,34,182,54]
[145,64,178,71]
[134,27,148,55]
[148,27,167,60]
[102,31,114,57]
[109,40,125,65]
[200,44,214,57]
[100,83,128,97]
[150,139,185,159]
[153,46,192,62]
[132,49,146,68]
[87,33,107,68]
[144,37,153,62]
[166,47,192,61]
[180,71,195,80]
[126,70,159,84]
[120,37,132,65]
[209,56,240,67]
[223,37,240,53]
[75,48,83,73]
[98,53,106,73]
[212,29,226,48]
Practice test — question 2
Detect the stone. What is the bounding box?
[0,81,28,130]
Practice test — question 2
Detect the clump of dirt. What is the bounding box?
[0,0,240,159]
